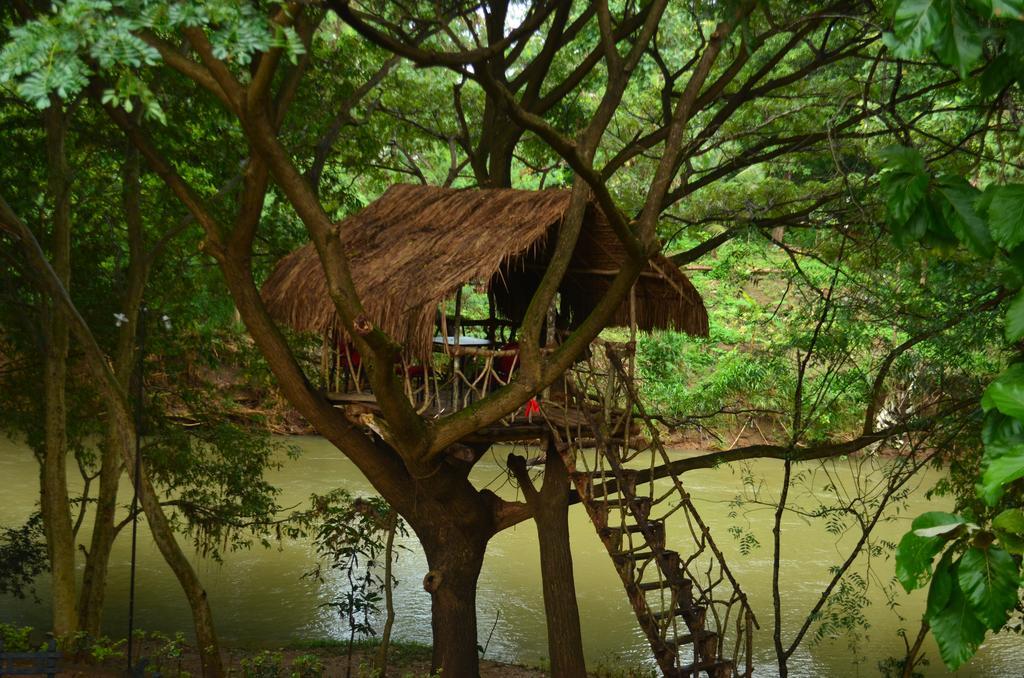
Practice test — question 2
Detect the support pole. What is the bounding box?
[126,305,146,673]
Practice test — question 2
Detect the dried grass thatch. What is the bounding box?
[261,184,708,357]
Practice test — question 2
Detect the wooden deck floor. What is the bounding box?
[325,391,638,444]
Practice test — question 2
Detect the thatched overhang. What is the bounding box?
[261,184,708,357]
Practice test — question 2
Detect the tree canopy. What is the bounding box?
[1,1,1023,676]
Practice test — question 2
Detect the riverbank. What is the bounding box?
[6,633,644,677]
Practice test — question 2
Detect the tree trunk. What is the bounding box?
[375,512,398,677]
[110,409,225,678]
[40,102,78,638]
[76,427,122,635]
[39,377,78,638]
[78,137,150,638]
[78,137,147,636]
[420,525,489,678]
[772,459,793,678]
[901,621,929,678]
[481,122,520,189]
[533,451,586,677]
[138,466,223,678]
[508,445,587,677]
[3,135,222,675]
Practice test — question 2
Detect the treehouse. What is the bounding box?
[260,184,708,440]
[262,186,756,677]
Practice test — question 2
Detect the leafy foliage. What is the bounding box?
[895,512,964,591]
[240,649,284,678]
[885,0,1024,78]
[0,0,305,120]
[0,513,47,602]
[878,30,1024,661]
[294,490,406,677]
[0,623,34,652]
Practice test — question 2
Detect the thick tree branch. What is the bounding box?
[137,31,233,109]
[636,0,755,244]
[329,0,558,67]
[572,402,974,504]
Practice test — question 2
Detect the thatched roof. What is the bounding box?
[261,184,708,357]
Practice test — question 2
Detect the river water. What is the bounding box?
[1,434,1020,676]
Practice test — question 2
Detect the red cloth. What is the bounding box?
[495,341,520,382]
[339,344,361,368]
[524,398,541,417]
[398,364,428,379]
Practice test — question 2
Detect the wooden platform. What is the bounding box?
[325,390,641,445]
[326,392,377,404]
[326,390,552,443]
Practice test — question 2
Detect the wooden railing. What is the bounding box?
[322,333,540,425]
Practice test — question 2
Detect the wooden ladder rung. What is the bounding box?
[611,547,677,562]
[639,575,690,592]
[598,496,651,510]
[671,629,717,646]
[652,605,702,623]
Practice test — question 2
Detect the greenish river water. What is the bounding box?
[1,435,1021,676]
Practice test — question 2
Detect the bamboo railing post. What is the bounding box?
[320,333,330,390]
[452,287,463,407]
[486,288,496,346]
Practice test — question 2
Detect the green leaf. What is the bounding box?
[993,510,1024,553]
[926,551,955,620]
[889,177,930,231]
[981,408,1024,447]
[929,574,988,670]
[896,512,965,591]
[936,176,995,257]
[957,546,1021,629]
[905,194,943,243]
[886,0,983,76]
[1005,246,1024,284]
[1006,289,1024,342]
[878,145,927,174]
[993,508,1024,535]
[1007,23,1024,59]
[979,448,1024,504]
[887,0,944,58]
[932,0,984,77]
[916,511,966,530]
[879,147,930,233]
[979,54,1021,98]
[914,522,965,537]
[979,409,1024,504]
[989,0,1024,20]
[995,528,1024,554]
[896,532,943,592]
[986,184,1024,251]
[980,364,1024,419]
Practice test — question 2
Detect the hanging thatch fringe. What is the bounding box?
[261,184,708,357]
